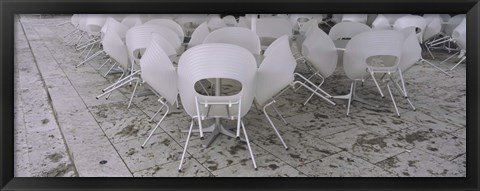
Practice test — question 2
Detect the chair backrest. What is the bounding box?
[85,14,107,34]
[177,43,257,118]
[398,27,422,72]
[207,15,227,31]
[302,26,338,78]
[393,15,427,42]
[102,27,129,69]
[341,14,368,24]
[256,35,297,106]
[144,19,185,42]
[440,14,451,22]
[101,17,128,40]
[331,14,343,23]
[256,17,293,39]
[121,15,143,29]
[151,33,177,57]
[77,15,88,31]
[237,16,251,29]
[203,27,261,55]
[222,15,238,27]
[187,22,210,49]
[423,17,442,42]
[383,14,411,25]
[175,14,208,30]
[444,14,466,36]
[139,39,178,105]
[452,18,466,50]
[71,14,80,27]
[372,14,391,30]
[126,24,181,64]
[329,22,371,40]
[343,30,404,80]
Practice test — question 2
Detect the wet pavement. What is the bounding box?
[14,15,466,177]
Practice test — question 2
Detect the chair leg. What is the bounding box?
[178,119,195,172]
[127,79,140,110]
[271,103,288,125]
[241,121,257,170]
[420,58,452,78]
[149,101,166,122]
[77,50,104,68]
[236,98,242,138]
[263,101,288,149]
[303,76,325,105]
[424,43,435,59]
[194,96,204,139]
[142,103,170,148]
[346,82,354,116]
[291,80,336,106]
[97,58,111,70]
[368,69,384,98]
[386,82,400,117]
[450,56,465,71]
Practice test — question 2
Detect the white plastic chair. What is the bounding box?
[95,27,132,102]
[383,14,411,26]
[144,18,185,42]
[77,17,129,68]
[443,14,466,37]
[422,16,442,58]
[444,18,466,71]
[177,43,258,171]
[139,39,178,148]
[187,22,210,49]
[341,14,368,24]
[335,30,404,116]
[256,17,293,48]
[237,16,251,29]
[393,15,427,43]
[328,22,371,40]
[173,14,208,36]
[222,15,238,27]
[426,14,465,57]
[296,26,337,106]
[126,24,181,66]
[96,25,177,106]
[203,27,261,55]
[207,15,227,31]
[121,15,143,29]
[371,14,391,30]
[255,35,297,150]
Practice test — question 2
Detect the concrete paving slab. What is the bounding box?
[376,149,465,177]
[134,157,213,177]
[255,129,342,167]
[114,133,185,173]
[388,125,466,161]
[188,136,269,171]
[296,151,394,177]
[212,155,307,177]
[322,128,412,164]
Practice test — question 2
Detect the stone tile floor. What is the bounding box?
[14,14,466,177]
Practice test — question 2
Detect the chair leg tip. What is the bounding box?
[178,170,182,173]
[236,136,240,140]
[285,147,289,150]
[200,137,205,140]
[141,146,144,149]
[254,168,258,171]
